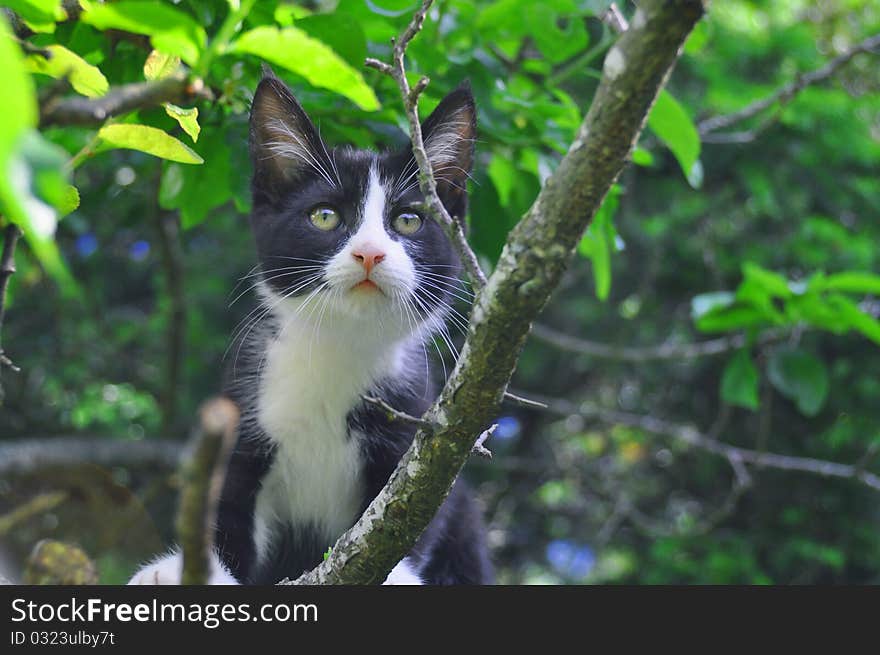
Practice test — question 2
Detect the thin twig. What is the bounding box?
[177,397,239,585]
[503,390,548,409]
[364,0,488,291]
[530,323,792,361]
[155,206,186,435]
[528,392,880,493]
[360,394,434,430]
[0,492,68,537]
[698,33,880,137]
[0,224,23,403]
[40,74,212,127]
[603,3,629,33]
[472,424,496,458]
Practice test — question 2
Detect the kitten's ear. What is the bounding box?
[419,83,476,208]
[249,72,330,198]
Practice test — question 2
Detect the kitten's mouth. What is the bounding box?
[352,279,381,293]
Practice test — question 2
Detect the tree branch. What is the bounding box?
[0,436,182,477]
[0,224,22,384]
[530,393,880,493]
[531,322,746,360]
[365,0,488,291]
[39,74,211,128]
[698,33,880,138]
[155,208,187,435]
[287,0,706,585]
[177,397,239,585]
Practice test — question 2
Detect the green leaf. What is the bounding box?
[159,126,234,228]
[631,147,654,167]
[80,0,206,66]
[822,271,880,295]
[143,50,181,80]
[767,348,829,417]
[691,292,735,320]
[26,45,108,98]
[3,0,65,32]
[696,305,769,333]
[742,262,793,298]
[647,90,701,187]
[721,350,760,411]
[0,131,77,294]
[0,15,37,161]
[0,19,73,292]
[231,26,380,111]
[488,154,516,207]
[578,186,620,300]
[826,294,880,345]
[164,104,200,143]
[97,124,204,164]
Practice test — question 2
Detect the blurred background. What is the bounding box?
[1,0,879,584]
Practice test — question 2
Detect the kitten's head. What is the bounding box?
[248,73,475,341]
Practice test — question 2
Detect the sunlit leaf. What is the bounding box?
[80,0,206,65]
[231,26,380,111]
[164,104,200,143]
[647,90,701,187]
[143,50,181,80]
[3,0,65,32]
[822,271,880,295]
[97,124,204,164]
[26,45,109,98]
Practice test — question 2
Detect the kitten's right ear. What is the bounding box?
[249,73,330,198]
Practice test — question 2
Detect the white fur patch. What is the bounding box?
[252,163,425,564]
[383,558,423,585]
[128,549,239,585]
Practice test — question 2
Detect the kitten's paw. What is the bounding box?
[128,553,181,585]
[383,558,423,585]
[128,549,239,585]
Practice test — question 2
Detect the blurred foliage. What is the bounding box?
[0,0,879,584]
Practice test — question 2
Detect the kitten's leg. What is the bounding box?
[382,557,423,585]
[128,548,239,585]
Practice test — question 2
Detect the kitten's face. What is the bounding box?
[248,76,475,340]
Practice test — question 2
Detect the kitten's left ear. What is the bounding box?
[419,83,476,209]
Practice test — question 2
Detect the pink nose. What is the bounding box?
[352,245,386,275]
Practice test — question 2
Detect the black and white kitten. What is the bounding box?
[129,73,493,585]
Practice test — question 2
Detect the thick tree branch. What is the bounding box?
[0,436,182,476]
[39,74,210,128]
[698,33,880,140]
[288,0,706,585]
[177,398,239,585]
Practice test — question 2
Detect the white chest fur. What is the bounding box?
[252,306,408,563]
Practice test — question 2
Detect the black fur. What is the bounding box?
[214,73,492,585]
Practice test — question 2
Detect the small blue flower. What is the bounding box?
[546,540,595,579]
[75,233,98,258]
[494,415,521,441]
[129,240,150,261]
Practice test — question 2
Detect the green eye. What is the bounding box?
[392,212,422,236]
[309,205,341,231]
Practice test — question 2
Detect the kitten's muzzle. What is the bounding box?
[351,244,386,275]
